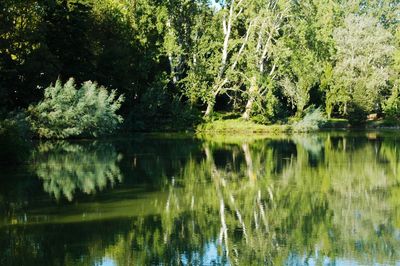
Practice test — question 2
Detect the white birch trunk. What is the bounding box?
[242,76,257,120]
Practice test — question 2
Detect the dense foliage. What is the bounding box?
[1,0,400,129]
[28,78,124,138]
[0,113,31,162]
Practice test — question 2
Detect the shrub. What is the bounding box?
[292,107,327,132]
[347,103,367,126]
[28,78,124,139]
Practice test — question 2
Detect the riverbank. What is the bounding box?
[196,118,291,133]
[195,116,400,134]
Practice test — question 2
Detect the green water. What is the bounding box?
[1,132,400,265]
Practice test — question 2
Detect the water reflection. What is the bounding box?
[1,133,400,265]
[32,141,123,201]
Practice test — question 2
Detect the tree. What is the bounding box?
[239,0,290,120]
[180,3,223,105]
[329,14,393,121]
[1,0,400,128]
[383,28,400,119]
[0,0,52,108]
[160,0,209,87]
[202,0,253,116]
[276,0,337,117]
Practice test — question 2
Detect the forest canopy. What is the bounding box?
[1,0,400,132]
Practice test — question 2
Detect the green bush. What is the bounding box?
[292,107,327,132]
[28,78,124,139]
[347,103,367,126]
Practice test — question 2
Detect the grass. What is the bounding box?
[196,118,291,133]
[196,110,329,133]
[196,112,400,134]
[196,132,291,145]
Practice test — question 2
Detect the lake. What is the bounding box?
[1,132,400,265]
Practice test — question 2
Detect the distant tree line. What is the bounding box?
[1,0,400,130]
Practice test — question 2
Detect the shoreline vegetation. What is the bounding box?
[2,1,400,153]
[197,116,400,134]
[1,109,400,165]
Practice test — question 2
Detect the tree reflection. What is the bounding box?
[108,133,400,265]
[32,141,123,201]
[2,133,400,265]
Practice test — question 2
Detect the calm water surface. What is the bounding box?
[1,132,400,265]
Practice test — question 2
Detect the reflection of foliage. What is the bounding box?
[105,133,400,265]
[33,141,123,201]
[4,133,400,265]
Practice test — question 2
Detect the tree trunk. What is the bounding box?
[242,98,254,120]
[205,101,214,117]
[168,53,178,85]
[205,83,224,117]
[242,76,257,120]
[166,18,178,86]
[326,101,332,119]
